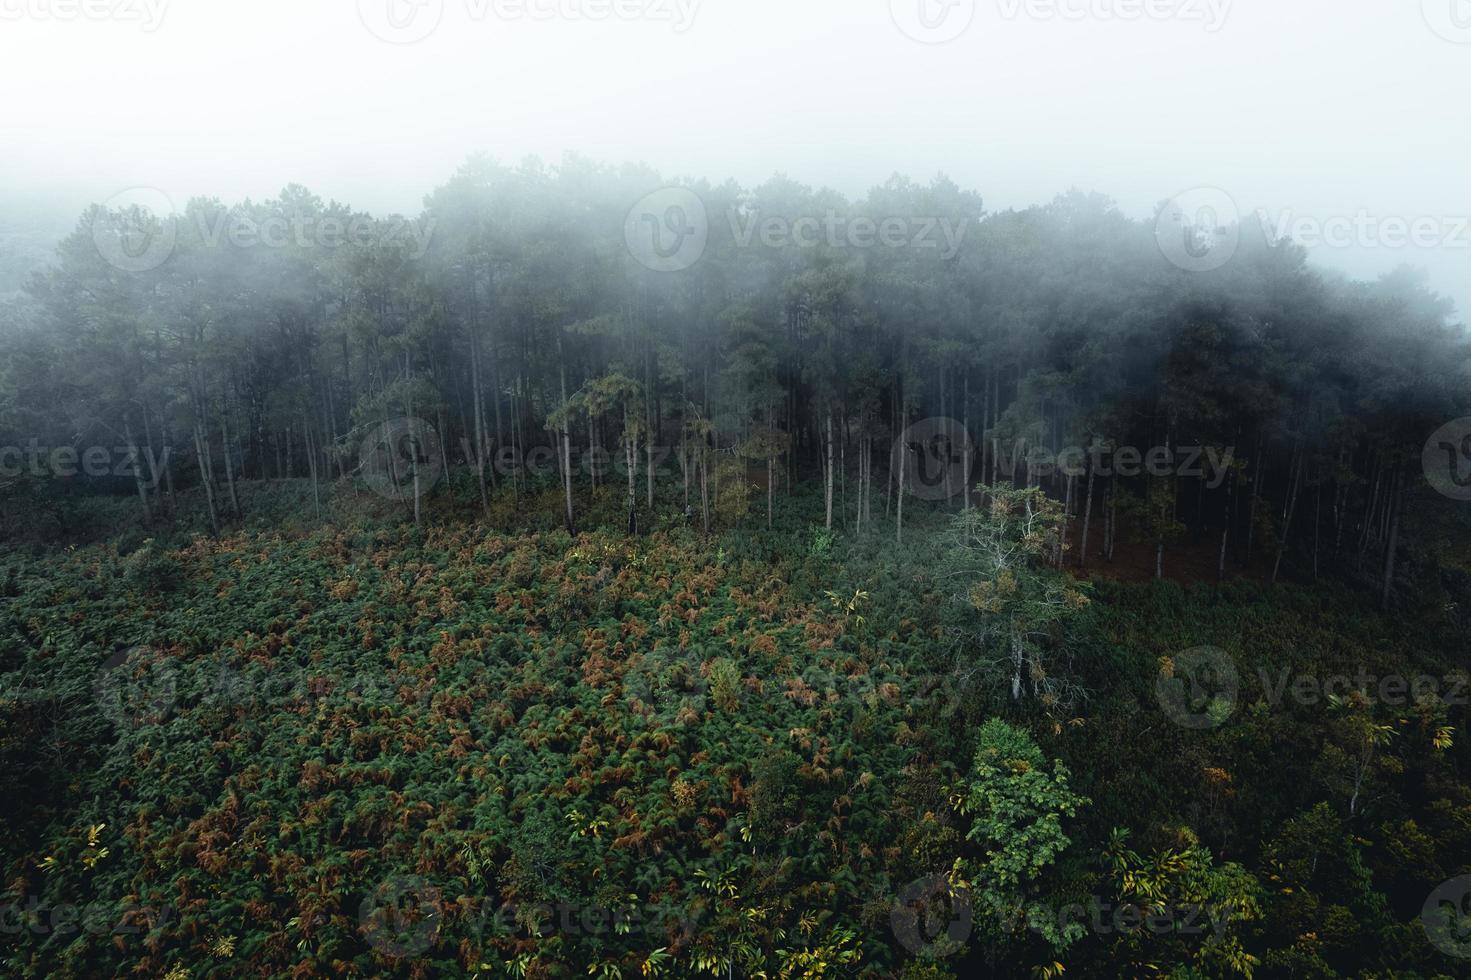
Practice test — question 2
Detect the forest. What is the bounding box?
[2,156,1470,978]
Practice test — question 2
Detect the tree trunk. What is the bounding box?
[559,345,575,535]
[767,452,774,531]
[220,402,242,519]
[824,411,834,531]
[895,408,907,545]
[470,315,490,512]
[192,417,219,537]
[1381,463,1402,608]
[1218,456,1236,583]
[1272,446,1304,584]
[161,421,176,514]
[123,416,152,524]
[1010,631,1023,702]
[1359,453,1383,558]
[1059,472,1074,567]
[840,414,847,530]
[1079,451,1095,570]
[699,444,710,534]
[962,372,972,511]
[303,407,321,521]
[624,402,638,535]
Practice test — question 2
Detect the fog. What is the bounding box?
[2,0,1468,313]
[8,5,1471,978]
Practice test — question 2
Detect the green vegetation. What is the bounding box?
[1,161,1469,976]
[0,478,1467,978]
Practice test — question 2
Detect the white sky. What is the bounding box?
[2,0,1468,315]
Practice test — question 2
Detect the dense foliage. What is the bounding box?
[0,477,1468,977]
[1,156,1468,603]
[2,160,1470,977]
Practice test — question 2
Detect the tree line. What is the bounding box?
[0,155,1466,600]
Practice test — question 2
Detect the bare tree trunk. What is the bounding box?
[471,335,489,510]
[699,445,710,534]
[435,403,451,490]
[490,334,505,456]
[510,387,521,504]
[895,404,907,545]
[643,343,655,511]
[962,372,972,511]
[590,414,599,491]
[161,420,176,513]
[471,274,492,509]
[1349,741,1374,817]
[1359,453,1382,558]
[220,402,242,519]
[324,372,345,480]
[624,402,637,535]
[413,448,422,527]
[824,411,835,530]
[1333,447,1347,553]
[192,416,219,537]
[1079,448,1095,569]
[408,422,421,529]
[886,384,897,519]
[559,349,575,535]
[645,399,655,511]
[840,414,847,530]
[303,407,321,521]
[864,432,872,529]
[124,416,152,524]
[1059,472,1074,567]
[1272,445,1304,584]
[1381,463,1402,609]
[767,451,774,530]
[1219,456,1236,583]
[991,363,1001,485]
[1010,631,1023,702]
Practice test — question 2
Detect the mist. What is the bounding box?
[3,0,1470,312]
[4,4,1471,980]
